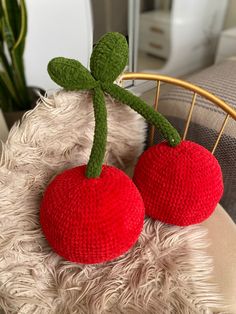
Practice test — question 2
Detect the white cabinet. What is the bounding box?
[136,0,228,78]
[139,10,170,59]
[215,27,236,64]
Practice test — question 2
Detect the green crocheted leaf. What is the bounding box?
[102,82,181,147]
[86,87,107,178]
[48,57,97,90]
[90,32,128,83]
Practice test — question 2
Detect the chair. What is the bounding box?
[120,72,236,151]
[120,72,236,312]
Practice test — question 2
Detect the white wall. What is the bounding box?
[24,0,93,91]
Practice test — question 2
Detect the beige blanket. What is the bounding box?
[0,90,227,313]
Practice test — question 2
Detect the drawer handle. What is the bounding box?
[150,26,164,34]
[149,42,163,50]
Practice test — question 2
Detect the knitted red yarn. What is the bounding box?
[133,141,223,226]
[40,165,144,264]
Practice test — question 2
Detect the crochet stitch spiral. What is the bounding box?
[133,141,223,226]
[40,165,145,264]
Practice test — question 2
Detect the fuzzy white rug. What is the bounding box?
[0,90,225,313]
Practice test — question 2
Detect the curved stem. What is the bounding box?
[102,82,181,147]
[86,87,107,178]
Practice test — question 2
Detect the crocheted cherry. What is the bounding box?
[40,33,147,264]
[40,164,144,264]
[133,141,223,226]
[41,32,191,264]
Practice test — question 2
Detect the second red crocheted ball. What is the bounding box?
[40,165,144,264]
[133,141,223,226]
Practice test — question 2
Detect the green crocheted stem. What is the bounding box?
[102,82,181,147]
[86,87,107,178]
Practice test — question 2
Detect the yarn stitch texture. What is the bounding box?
[86,87,107,178]
[40,165,145,264]
[48,57,97,90]
[133,141,223,226]
[90,32,128,83]
[102,82,180,146]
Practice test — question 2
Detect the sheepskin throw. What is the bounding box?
[0,91,224,313]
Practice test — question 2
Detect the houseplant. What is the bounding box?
[0,0,41,129]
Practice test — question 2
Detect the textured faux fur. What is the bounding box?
[0,90,225,313]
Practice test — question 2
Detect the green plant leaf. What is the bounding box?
[0,2,3,40]
[48,57,97,90]
[1,0,20,41]
[14,0,27,55]
[1,0,21,49]
[0,0,30,110]
[90,32,128,83]
[0,40,16,88]
[1,16,14,50]
[11,51,29,105]
[11,0,29,105]
[0,54,20,104]
[0,40,15,78]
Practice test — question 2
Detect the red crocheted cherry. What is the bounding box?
[40,165,144,264]
[41,32,183,264]
[40,86,145,264]
[133,141,223,226]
